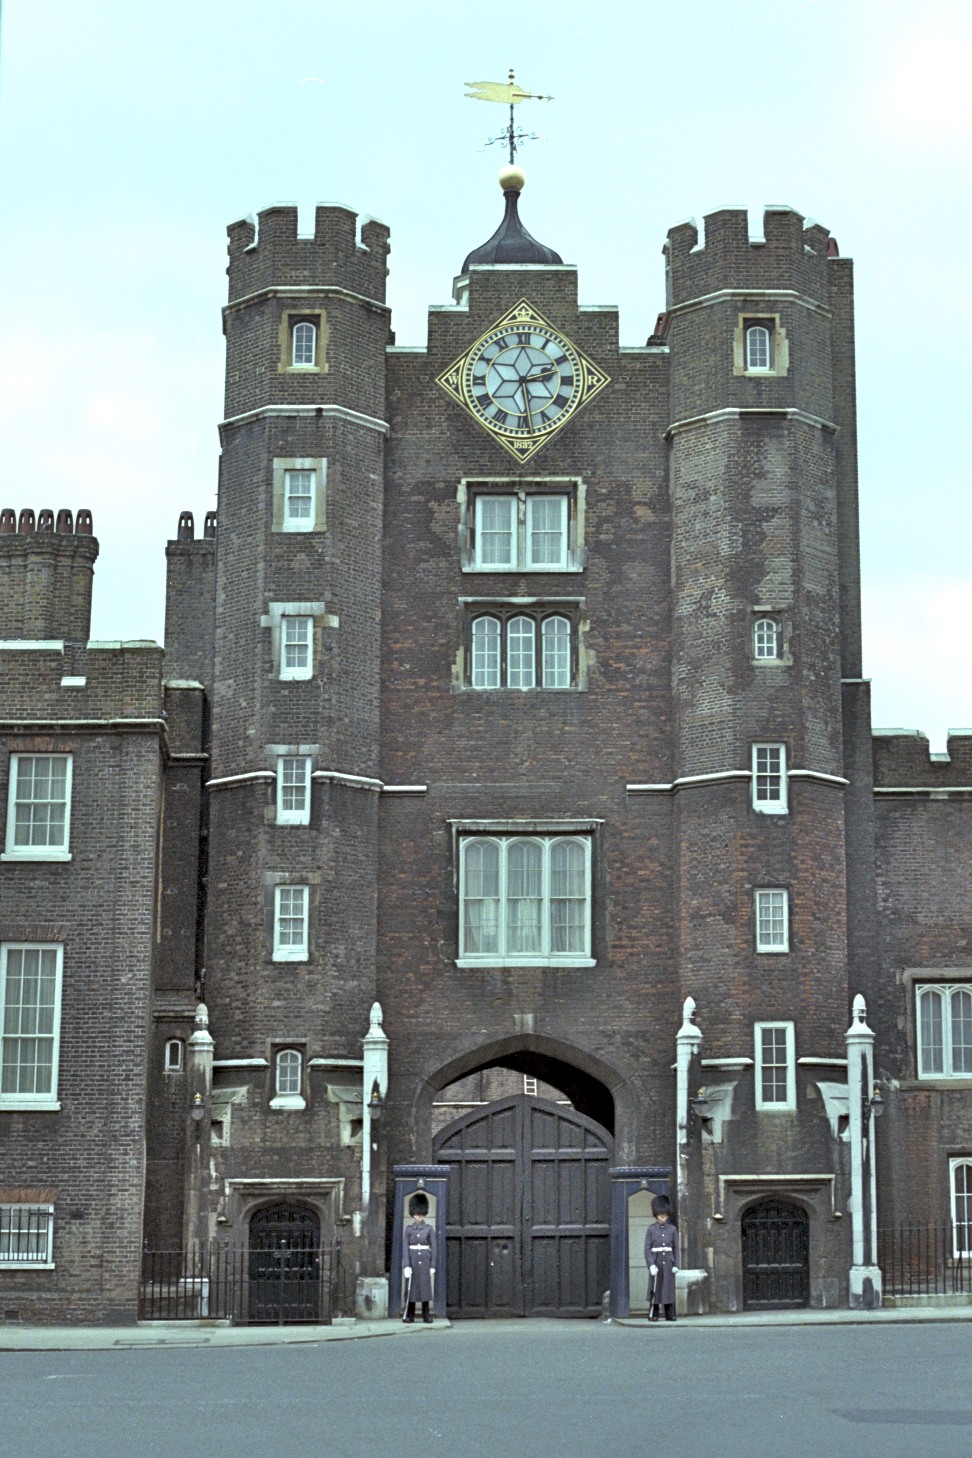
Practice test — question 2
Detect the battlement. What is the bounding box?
[0,639,164,724]
[665,205,840,308]
[873,729,972,788]
[0,508,99,643]
[226,203,390,306]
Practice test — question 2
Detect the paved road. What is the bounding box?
[4,1319,972,1458]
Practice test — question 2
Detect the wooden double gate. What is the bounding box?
[433,1094,613,1318]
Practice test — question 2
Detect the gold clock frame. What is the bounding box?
[436,299,610,463]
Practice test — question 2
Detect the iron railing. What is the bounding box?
[139,1241,341,1324]
[877,1225,972,1297]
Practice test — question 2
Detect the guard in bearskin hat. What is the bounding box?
[402,1191,435,1324]
[644,1193,680,1321]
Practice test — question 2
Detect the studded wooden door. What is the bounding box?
[741,1199,810,1309]
[433,1094,613,1318]
[247,1205,322,1323]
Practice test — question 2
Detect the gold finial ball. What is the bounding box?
[498,165,526,193]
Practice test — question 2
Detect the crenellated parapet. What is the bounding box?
[665,205,835,308]
[873,729,972,789]
[226,203,390,306]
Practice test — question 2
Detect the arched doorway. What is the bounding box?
[247,1203,322,1323]
[433,1093,613,1318]
[741,1198,810,1309]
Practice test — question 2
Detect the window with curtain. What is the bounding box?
[469,612,574,689]
[459,836,591,965]
[917,985,972,1078]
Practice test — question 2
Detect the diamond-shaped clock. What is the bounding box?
[436,299,610,463]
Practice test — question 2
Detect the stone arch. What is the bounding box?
[413,1031,636,1147]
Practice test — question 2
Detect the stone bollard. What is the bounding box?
[676,1268,709,1316]
[356,1275,389,1320]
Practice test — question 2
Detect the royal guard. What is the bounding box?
[402,1192,435,1324]
[644,1194,680,1322]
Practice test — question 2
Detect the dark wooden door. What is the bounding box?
[741,1199,810,1308]
[248,1205,322,1323]
[434,1094,613,1317]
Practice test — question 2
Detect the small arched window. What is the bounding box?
[292,321,317,368]
[753,617,779,660]
[952,1159,972,1256]
[746,324,771,371]
[164,1038,184,1073]
[275,1049,303,1097]
[541,615,571,688]
[506,616,536,689]
[471,615,501,689]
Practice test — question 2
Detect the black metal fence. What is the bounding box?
[139,1241,341,1324]
[877,1225,972,1297]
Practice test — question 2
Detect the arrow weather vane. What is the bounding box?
[464,69,553,163]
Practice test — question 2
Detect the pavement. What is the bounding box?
[4,1300,972,1349]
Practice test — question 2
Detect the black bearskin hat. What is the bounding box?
[408,1192,429,1217]
[651,1194,671,1217]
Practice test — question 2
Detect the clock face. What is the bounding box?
[437,300,609,462]
[467,328,578,438]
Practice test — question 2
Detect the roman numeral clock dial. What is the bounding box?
[436,300,609,462]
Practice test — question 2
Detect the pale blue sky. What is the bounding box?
[1,0,969,748]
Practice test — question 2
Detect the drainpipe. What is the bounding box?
[846,993,882,1309]
[676,996,703,1260]
[361,1001,389,1211]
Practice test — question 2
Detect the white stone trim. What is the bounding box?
[223,284,390,317]
[311,769,382,791]
[220,404,389,436]
[874,786,972,796]
[668,287,832,319]
[213,1058,270,1068]
[206,771,276,790]
[381,785,428,795]
[666,406,838,439]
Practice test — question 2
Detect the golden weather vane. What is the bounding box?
[464,69,553,164]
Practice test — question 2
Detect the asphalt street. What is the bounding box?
[3,1320,972,1458]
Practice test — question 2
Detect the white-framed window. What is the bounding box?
[270,1048,306,1110]
[273,885,309,961]
[752,743,787,814]
[754,1022,796,1110]
[283,469,316,531]
[280,616,313,681]
[292,320,317,368]
[164,1038,184,1073]
[4,754,72,859]
[276,1049,302,1095]
[755,889,789,953]
[0,1204,54,1268]
[474,496,517,568]
[526,495,568,569]
[951,1158,972,1257]
[0,943,63,1108]
[472,492,570,571]
[753,617,780,660]
[469,612,574,690]
[541,615,571,689]
[459,835,592,967]
[471,615,501,689]
[916,984,972,1078]
[507,615,535,688]
[745,323,772,371]
[523,1075,538,1096]
[276,756,312,826]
